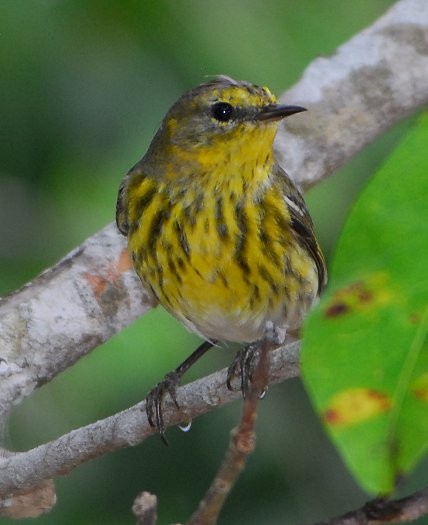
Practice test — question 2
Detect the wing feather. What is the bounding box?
[277,167,327,294]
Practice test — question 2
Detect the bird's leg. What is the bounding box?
[145,339,215,444]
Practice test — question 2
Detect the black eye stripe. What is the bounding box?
[211,102,234,122]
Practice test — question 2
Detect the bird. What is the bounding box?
[116,75,326,441]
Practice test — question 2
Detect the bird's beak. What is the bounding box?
[256,104,307,122]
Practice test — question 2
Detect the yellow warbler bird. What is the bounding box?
[116,75,326,439]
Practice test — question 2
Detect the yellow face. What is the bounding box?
[163,76,278,151]
[141,76,305,183]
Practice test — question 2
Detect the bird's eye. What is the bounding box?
[211,102,234,123]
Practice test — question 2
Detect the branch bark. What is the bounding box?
[0,0,427,420]
[0,341,299,496]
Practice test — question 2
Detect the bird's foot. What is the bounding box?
[145,370,181,445]
[226,343,264,399]
[145,340,215,444]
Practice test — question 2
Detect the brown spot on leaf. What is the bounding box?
[412,373,428,402]
[325,302,349,317]
[367,389,391,411]
[409,312,422,324]
[414,389,428,401]
[358,290,373,303]
[324,409,342,425]
[324,387,391,427]
[324,273,391,320]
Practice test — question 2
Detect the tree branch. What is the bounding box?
[0,341,299,497]
[0,0,427,420]
[0,225,154,419]
[276,0,428,188]
[312,488,428,525]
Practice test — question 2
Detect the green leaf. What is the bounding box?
[301,112,428,495]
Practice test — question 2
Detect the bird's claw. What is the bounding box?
[145,371,181,445]
[226,344,261,399]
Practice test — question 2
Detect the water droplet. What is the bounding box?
[258,387,268,400]
[178,420,192,432]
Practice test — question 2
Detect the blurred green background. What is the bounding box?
[1,1,426,524]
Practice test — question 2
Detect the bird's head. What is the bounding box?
[144,76,306,175]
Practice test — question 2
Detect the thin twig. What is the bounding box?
[186,342,271,525]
